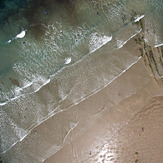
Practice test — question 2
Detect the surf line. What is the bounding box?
[70,56,142,107]
[154,43,163,48]
[1,55,142,154]
[117,29,142,49]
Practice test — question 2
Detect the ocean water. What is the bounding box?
[0,0,163,162]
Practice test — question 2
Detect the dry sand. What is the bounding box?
[45,56,163,163]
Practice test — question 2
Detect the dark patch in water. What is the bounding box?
[23,0,79,40]
[0,0,28,25]
[23,0,75,23]
[0,156,2,163]
[0,0,78,41]
[9,78,20,87]
[28,24,47,40]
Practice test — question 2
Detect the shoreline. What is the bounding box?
[1,17,163,162]
[0,20,143,154]
[44,25,163,162]
[44,56,163,163]
[2,41,163,162]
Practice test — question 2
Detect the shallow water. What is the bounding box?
[0,0,163,162]
[0,0,162,103]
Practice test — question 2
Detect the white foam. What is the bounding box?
[65,57,72,64]
[63,121,79,144]
[0,77,50,106]
[73,56,142,106]
[117,29,142,49]
[1,56,142,154]
[16,30,26,39]
[14,87,22,95]
[0,29,139,107]
[89,33,112,53]
[134,15,145,22]
[0,101,7,106]
[33,77,51,92]
[2,106,64,154]
[22,81,33,89]
[154,43,163,48]
[14,81,33,95]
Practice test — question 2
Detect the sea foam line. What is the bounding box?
[0,78,50,106]
[116,14,145,49]
[0,28,139,106]
[0,28,142,150]
[117,29,142,49]
[1,33,112,106]
[72,56,142,106]
[89,34,112,53]
[1,56,142,154]
[1,105,63,154]
[0,27,141,107]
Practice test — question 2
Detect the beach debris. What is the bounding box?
[135,152,138,155]
[60,30,63,33]
[142,127,144,132]
[135,159,139,163]
[45,11,48,14]
[76,39,78,42]
[122,14,126,22]
[77,33,80,36]
[89,151,92,155]
[125,121,128,125]
[97,11,99,15]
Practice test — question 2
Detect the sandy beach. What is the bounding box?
[44,30,163,162]
[0,1,163,163]
[1,29,163,162]
[44,58,163,163]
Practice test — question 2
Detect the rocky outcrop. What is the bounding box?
[134,19,163,84]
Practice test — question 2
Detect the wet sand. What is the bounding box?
[44,57,163,162]
[1,31,163,162]
[45,95,163,163]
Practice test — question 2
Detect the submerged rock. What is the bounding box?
[9,78,20,87]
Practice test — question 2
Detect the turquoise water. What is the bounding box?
[0,0,163,162]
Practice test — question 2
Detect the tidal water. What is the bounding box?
[0,0,163,162]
